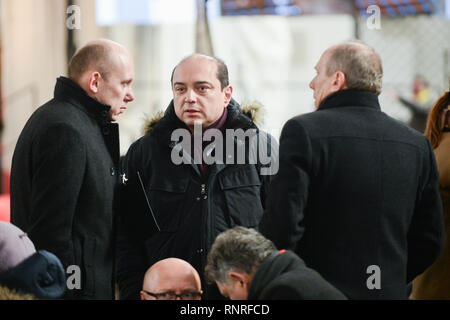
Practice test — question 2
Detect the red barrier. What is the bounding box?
[0,193,10,222]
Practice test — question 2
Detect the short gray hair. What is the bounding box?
[69,43,112,81]
[205,227,276,285]
[326,41,383,95]
[68,39,128,82]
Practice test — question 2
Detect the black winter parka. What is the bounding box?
[116,99,277,300]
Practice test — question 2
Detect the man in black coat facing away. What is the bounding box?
[205,226,346,300]
[259,41,445,299]
[10,39,135,299]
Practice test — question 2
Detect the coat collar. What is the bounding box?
[318,89,381,111]
[248,250,306,299]
[54,76,120,167]
[54,76,111,127]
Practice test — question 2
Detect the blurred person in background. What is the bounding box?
[259,40,444,299]
[411,89,450,299]
[140,258,202,300]
[390,75,437,132]
[0,221,66,300]
[10,39,134,299]
[205,226,346,300]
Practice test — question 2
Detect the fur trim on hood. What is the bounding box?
[143,111,164,135]
[0,285,36,300]
[241,101,264,127]
[142,100,264,136]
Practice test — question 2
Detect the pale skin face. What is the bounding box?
[172,55,232,131]
[140,258,202,300]
[216,271,253,300]
[309,48,346,109]
[82,42,135,121]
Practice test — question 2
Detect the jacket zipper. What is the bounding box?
[201,184,207,198]
[202,164,224,255]
[197,183,207,263]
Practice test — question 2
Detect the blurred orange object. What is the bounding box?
[0,193,10,222]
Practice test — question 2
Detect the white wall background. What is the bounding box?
[1,0,67,174]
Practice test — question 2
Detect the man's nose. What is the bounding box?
[125,88,134,102]
[185,89,197,103]
[309,79,314,90]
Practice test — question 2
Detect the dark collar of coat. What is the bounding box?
[248,250,306,299]
[54,76,112,127]
[147,98,259,145]
[318,89,381,111]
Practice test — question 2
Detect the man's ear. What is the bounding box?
[229,271,251,289]
[88,71,102,94]
[139,290,146,300]
[223,85,233,106]
[332,71,347,92]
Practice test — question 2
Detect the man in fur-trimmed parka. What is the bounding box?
[117,54,278,300]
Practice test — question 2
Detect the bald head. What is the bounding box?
[67,39,134,121]
[68,39,129,82]
[326,41,383,95]
[310,40,383,108]
[171,53,229,90]
[140,258,202,300]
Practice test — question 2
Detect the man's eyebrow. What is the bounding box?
[181,287,199,292]
[173,81,214,87]
[194,81,213,86]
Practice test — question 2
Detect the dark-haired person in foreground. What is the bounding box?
[205,226,346,300]
[10,39,135,299]
[259,41,444,299]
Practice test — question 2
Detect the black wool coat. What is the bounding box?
[116,99,277,300]
[259,89,445,299]
[248,250,347,300]
[10,77,120,299]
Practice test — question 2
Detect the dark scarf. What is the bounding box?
[195,107,228,177]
